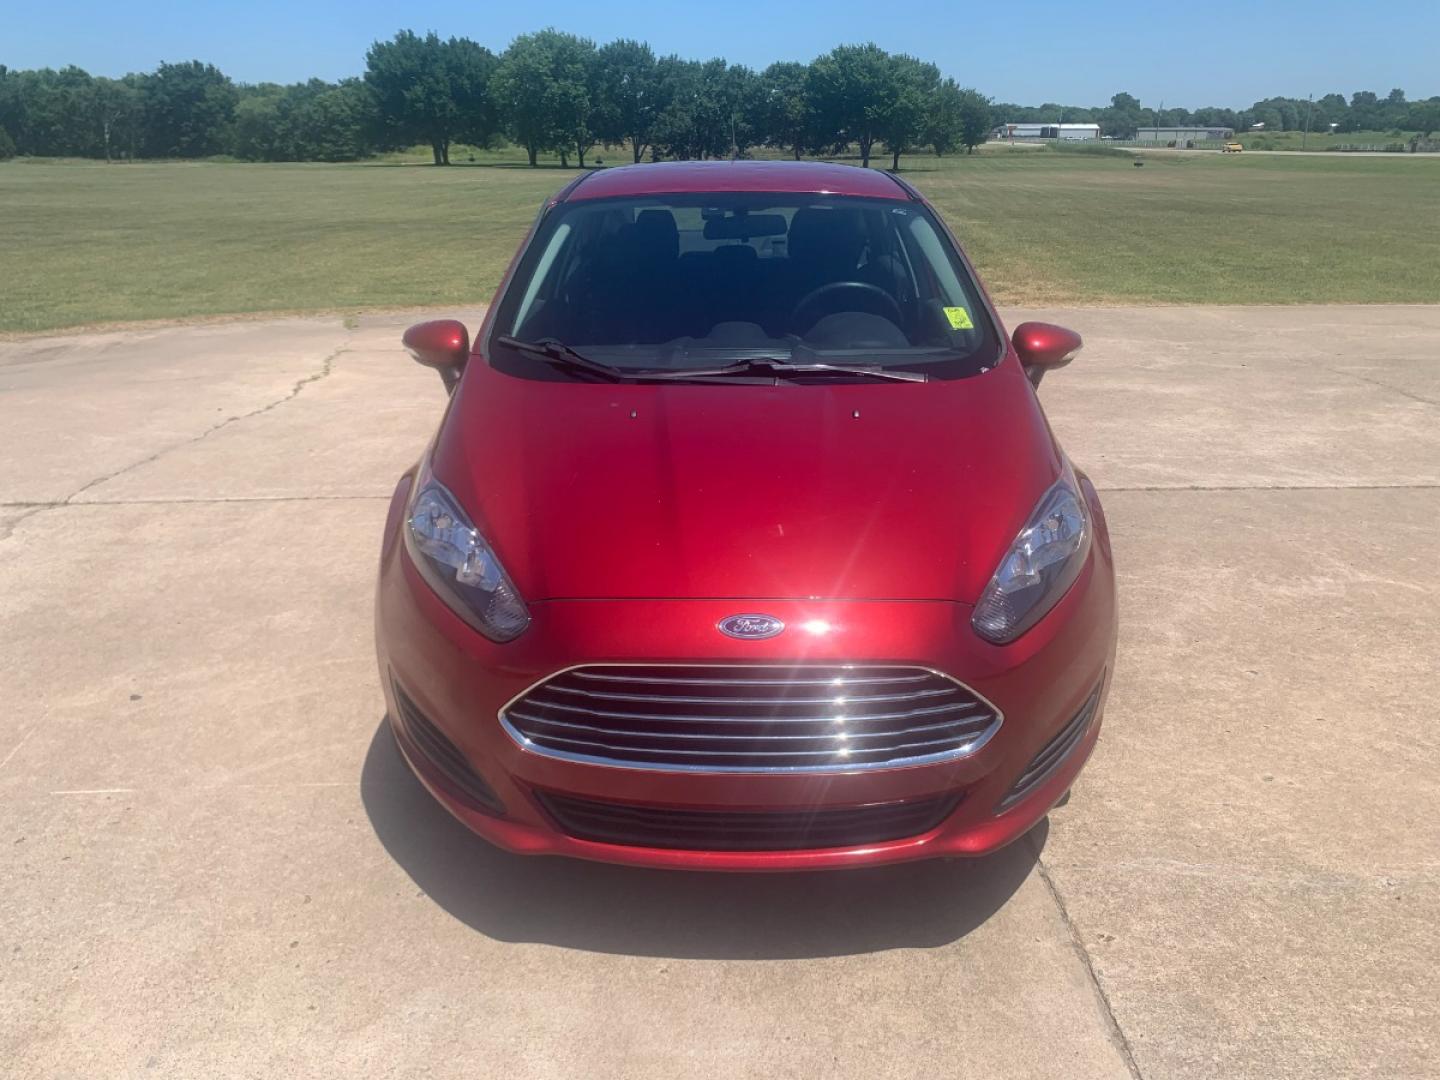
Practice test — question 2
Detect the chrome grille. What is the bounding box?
[501,664,1002,772]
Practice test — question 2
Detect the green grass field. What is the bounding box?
[2,146,1438,333]
[1236,129,1420,151]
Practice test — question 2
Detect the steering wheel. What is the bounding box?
[790,281,904,335]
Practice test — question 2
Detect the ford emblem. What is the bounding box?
[717,614,785,640]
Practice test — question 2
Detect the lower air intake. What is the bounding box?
[392,679,505,815]
[534,790,961,851]
[997,683,1102,811]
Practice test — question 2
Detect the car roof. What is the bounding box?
[563,160,915,203]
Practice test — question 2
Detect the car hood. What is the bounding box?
[431,357,1062,603]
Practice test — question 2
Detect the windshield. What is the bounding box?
[490,192,1001,380]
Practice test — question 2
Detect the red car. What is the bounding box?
[376,161,1116,870]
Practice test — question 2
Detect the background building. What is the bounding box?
[1135,125,1235,143]
[997,122,1101,141]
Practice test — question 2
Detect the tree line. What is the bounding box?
[2,29,1437,166]
[1002,89,1440,141]
[0,34,994,168]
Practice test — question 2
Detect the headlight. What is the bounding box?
[404,471,530,642]
[972,471,1091,644]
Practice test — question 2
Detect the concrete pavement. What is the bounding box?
[2,306,1437,1078]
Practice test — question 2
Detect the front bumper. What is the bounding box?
[375,479,1117,871]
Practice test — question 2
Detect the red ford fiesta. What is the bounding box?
[375,161,1117,870]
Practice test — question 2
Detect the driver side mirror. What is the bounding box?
[403,319,470,393]
[1012,322,1082,388]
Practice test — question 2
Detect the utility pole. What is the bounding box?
[1303,93,1313,150]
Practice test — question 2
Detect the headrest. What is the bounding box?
[787,207,865,266]
[712,244,758,264]
[632,208,679,261]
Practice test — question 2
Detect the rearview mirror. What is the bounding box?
[1012,322,1083,388]
[403,319,470,392]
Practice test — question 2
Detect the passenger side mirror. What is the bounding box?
[1012,322,1083,388]
[403,319,470,393]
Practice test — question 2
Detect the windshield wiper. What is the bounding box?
[495,336,629,382]
[639,356,929,383]
[496,337,928,384]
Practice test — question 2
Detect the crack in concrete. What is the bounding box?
[0,725,39,773]
[7,483,1433,517]
[66,340,350,503]
[2,494,390,509]
[0,503,56,544]
[6,481,1432,541]
[0,338,351,542]
[1317,364,1440,408]
[1032,834,1146,1080]
[1048,856,1439,891]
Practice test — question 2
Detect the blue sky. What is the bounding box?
[4,0,1437,108]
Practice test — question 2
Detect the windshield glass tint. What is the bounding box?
[493,193,1000,378]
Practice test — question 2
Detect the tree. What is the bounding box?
[808,43,894,167]
[94,75,143,161]
[877,54,939,170]
[1192,105,1240,129]
[957,87,993,153]
[929,83,992,155]
[650,57,756,161]
[1407,99,1440,150]
[365,31,497,165]
[1248,96,1305,131]
[303,79,379,161]
[1313,93,1348,133]
[707,61,760,159]
[231,85,286,161]
[1409,100,1440,137]
[593,39,658,163]
[650,56,702,160]
[544,31,600,167]
[757,61,814,160]
[1348,90,1380,131]
[0,67,98,156]
[1382,87,1408,129]
[0,65,17,151]
[139,61,236,157]
[927,79,965,155]
[492,29,598,167]
[231,79,377,163]
[492,33,557,166]
[1099,92,1143,139]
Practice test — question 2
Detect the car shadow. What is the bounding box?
[360,718,1042,959]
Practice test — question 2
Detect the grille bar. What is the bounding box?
[535,790,963,851]
[570,671,933,687]
[541,684,961,706]
[518,697,986,726]
[505,730,977,761]
[502,664,1002,772]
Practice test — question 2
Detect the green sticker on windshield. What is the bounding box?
[944,306,974,330]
